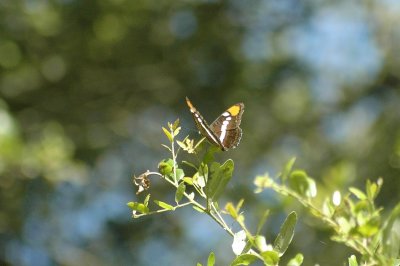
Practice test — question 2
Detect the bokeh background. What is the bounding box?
[1,0,400,265]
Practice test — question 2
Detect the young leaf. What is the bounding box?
[154,200,175,210]
[203,145,220,164]
[172,118,180,131]
[230,254,258,266]
[225,202,238,219]
[162,127,173,142]
[175,168,185,181]
[127,202,149,214]
[193,205,205,213]
[144,193,151,207]
[260,250,279,266]
[161,144,172,151]
[176,140,187,150]
[173,126,181,137]
[288,171,317,198]
[207,252,215,266]
[382,202,400,258]
[348,255,358,266]
[206,159,234,202]
[349,187,367,200]
[287,253,304,266]
[256,210,270,235]
[274,211,297,256]
[281,157,296,182]
[255,235,270,252]
[175,182,186,203]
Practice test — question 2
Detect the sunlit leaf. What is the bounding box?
[173,126,181,137]
[172,118,180,131]
[207,251,215,266]
[255,235,270,252]
[382,202,400,258]
[288,171,317,198]
[260,250,279,265]
[206,159,234,201]
[256,210,270,235]
[161,144,172,151]
[274,212,297,256]
[348,255,358,266]
[175,182,186,203]
[154,200,174,210]
[162,127,173,142]
[287,253,304,266]
[183,177,194,185]
[230,254,258,266]
[281,157,296,182]
[192,205,205,213]
[144,193,151,207]
[254,174,273,193]
[225,202,238,219]
[175,168,184,180]
[349,187,367,200]
[127,202,149,214]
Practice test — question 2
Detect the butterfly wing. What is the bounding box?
[210,103,244,150]
[186,97,223,148]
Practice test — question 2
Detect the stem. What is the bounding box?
[171,134,178,186]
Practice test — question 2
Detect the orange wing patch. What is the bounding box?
[227,105,241,116]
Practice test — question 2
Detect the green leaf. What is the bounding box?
[127,202,149,214]
[288,170,316,198]
[193,205,205,213]
[348,255,358,266]
[162,127,173,142]
[173,126,181,137]
[172,118,180,131]
[225,202,238,219]
[176,140,187,150]
[282,157,296,182]
[154,200,175,210]
[254,174,273,193]
[382,202,400,258]
[366,179,382,201]
[287,253,304,266]
[207,252,215,266]
[144,194,151,207]
[206,159,234,201]
[230,254,258,266]
[255,235,269,252]
[274,211,297,256]
[349,187,367,200]
[194,163,208,188]
[158,159,174,176]
[256,210,270,235]
[161,144,172,151]
[182,177,194,185]
[203,145,220,164]
[261,250,279,266]
[175,168,185,181]
[175,182,186,203]
[182,160,197,169]
[197,263,203,266]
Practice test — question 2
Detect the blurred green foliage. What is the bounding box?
[1,0,400,265]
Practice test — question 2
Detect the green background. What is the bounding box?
[1,0,400,265]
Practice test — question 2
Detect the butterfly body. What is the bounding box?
[186,97,244,151]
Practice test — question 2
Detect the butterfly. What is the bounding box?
[186,97,244,151]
